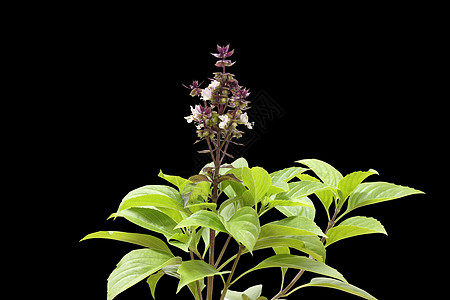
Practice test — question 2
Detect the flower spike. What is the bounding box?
[184,44,254,150]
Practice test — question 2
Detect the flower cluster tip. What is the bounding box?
[184,44,254,146]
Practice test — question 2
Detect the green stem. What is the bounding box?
[207,134,222,300]
[215,235,232,268]
[190,250,204,300]
[270,207,341,300]
[219,244,245,300]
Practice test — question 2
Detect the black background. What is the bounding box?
[23,5,444,299]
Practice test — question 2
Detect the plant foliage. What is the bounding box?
[80,44,424,300]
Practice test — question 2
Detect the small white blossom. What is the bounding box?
[218,114,230,129]
[208,80,220,90]
[239,112,254,129]
[240,112,249,124]
[184,115,194,123]
[201,88,213,100]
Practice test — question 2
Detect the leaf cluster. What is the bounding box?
[80,157,423,300]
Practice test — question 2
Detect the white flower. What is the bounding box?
[201,81,220,100]
[240,112,249,124]
[201,88,213,100]
[184,115,194,123]
[208,80,220,90]
[190,105,198,116]
[218,114,230,129]
[239,112,254,129]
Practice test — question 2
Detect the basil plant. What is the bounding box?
[81,45,424,300]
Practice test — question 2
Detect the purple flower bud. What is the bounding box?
[183,80,203,97]
[211,44,235,59]
[236,87,250,98]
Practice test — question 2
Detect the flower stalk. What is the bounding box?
[184,44,253,300]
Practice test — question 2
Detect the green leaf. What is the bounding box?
[230,157,249,168]
[107,249,179,300]
[267,199,314,210]
[289,277,377,299]
[224,207,261,253]
[269,180,329,212]
[224,284,263,300]
[176,260,230,293]
[185,202,217,211]
[267,181,289,197]
[221,177,247,199]
[296,159,343,187]
[80,231,172,254]
[168,232,193,253]
[337,170,378,206]
[260,216,326,238]
[253,235,326,262]
[158,171,191,192]
[326,216,387,247]
[242,167,272,205]
[346,182,424,213]
[147,270,165,299]
[237,254,346,284]
[111,207,181,239]
[270,167,308,183]
[297,174,334,214]
[275,196,315,220]
[117,185,187,215]
[181,181,211,209]
[175,210,228,233]
[276,181,335,202]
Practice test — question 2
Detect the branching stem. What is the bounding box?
[215,235,232,268]
[270,207,341,300]
[219,244,245,300]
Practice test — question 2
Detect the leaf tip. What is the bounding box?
[107,213,117,220]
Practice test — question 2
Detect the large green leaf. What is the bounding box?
[175,210,228,233]
[224,284,263,300]
[111,207,181,239]
[289,277,377,299]
[297,174,334,214]
[146,262,206,300]
[80,231,172,254]
[107,249,180,300]
[346,182,424,213]
[181,181,211,210]
[270,167,308,183]
[117,185,188,216]
[260,216,326,238]
[158,170,191,192]
[270,180,331,211]
[176,260,230,293]
[275,196,316,220]
[296,159,343,187]
[337,170,378,206]
[242,167,272,205]
[253,235,326,262]
[230,157,249,168]
[224,207,261,253]
[276,181,334,200]
[325,216,387,247]
[236,254,346,284]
